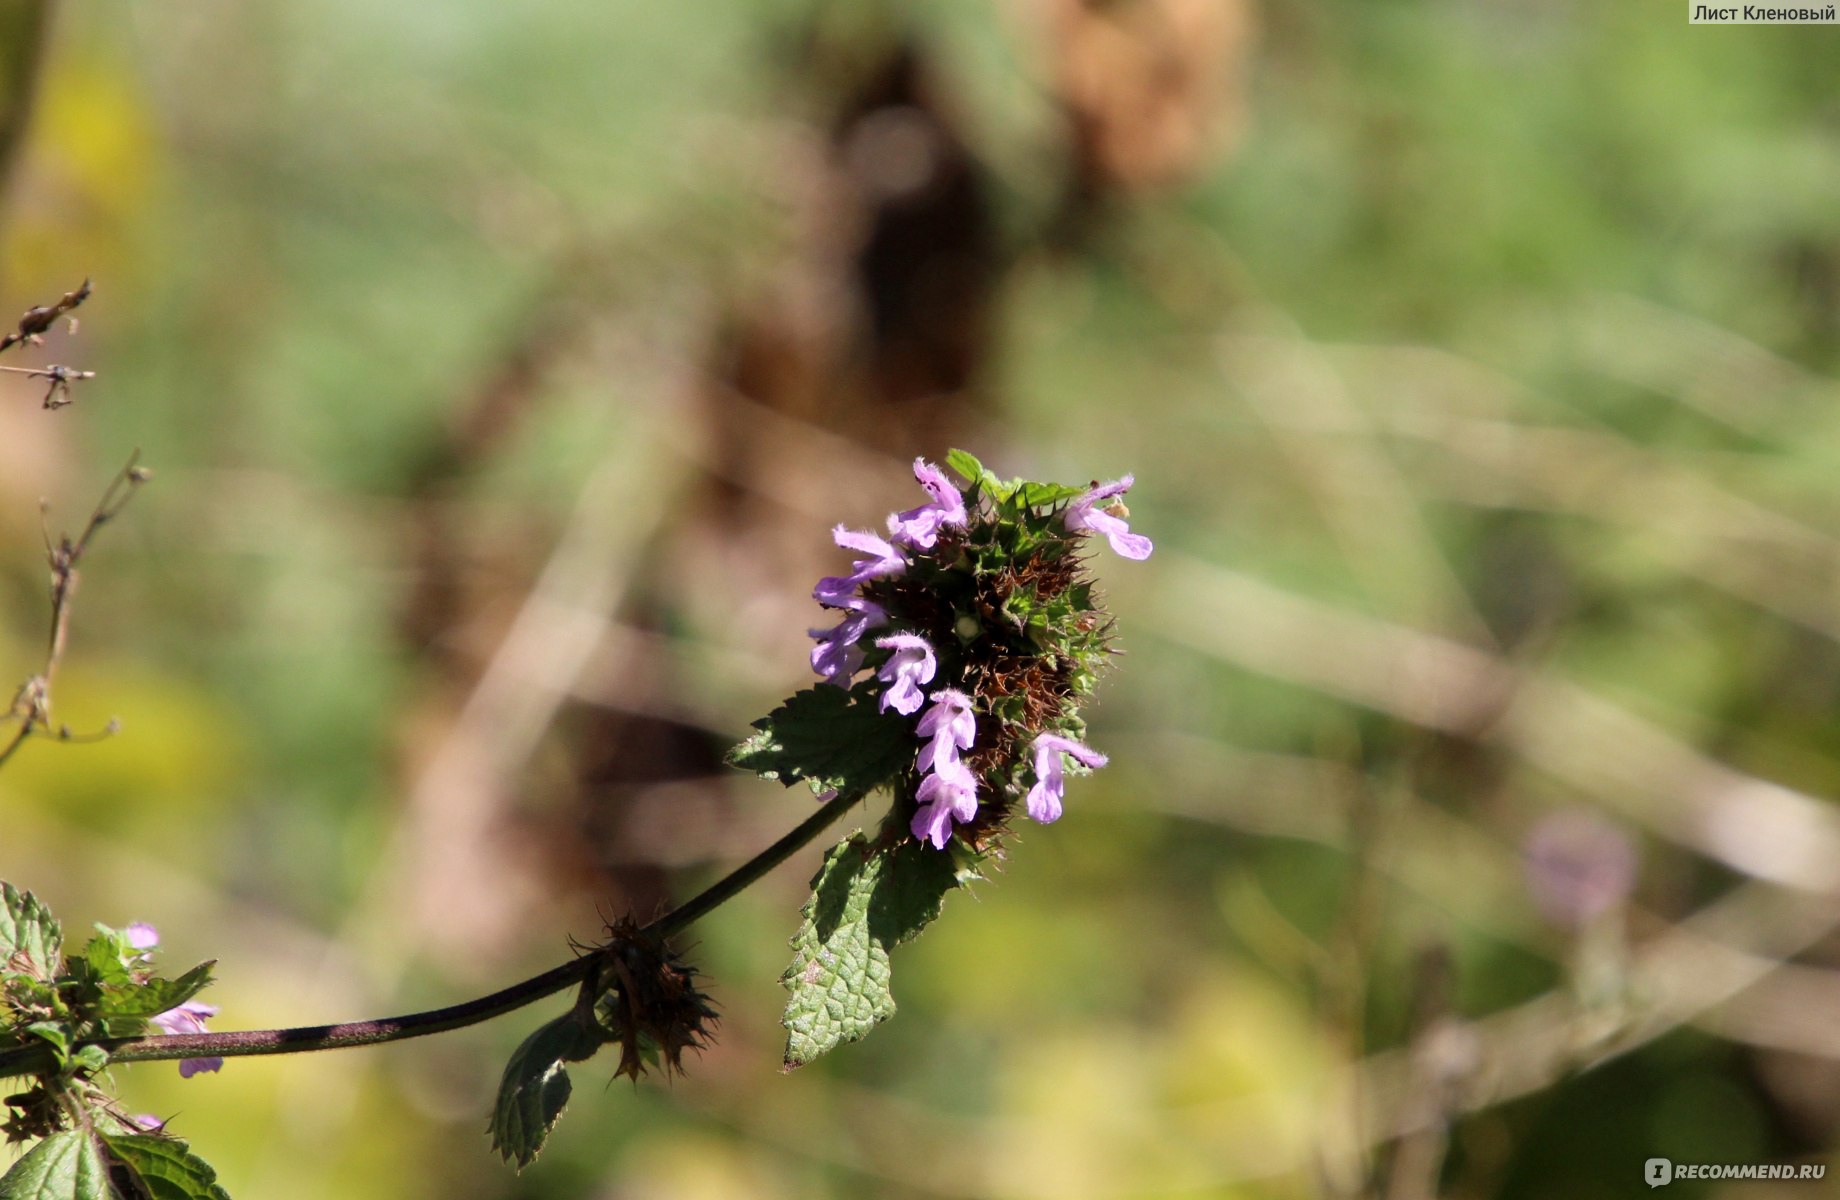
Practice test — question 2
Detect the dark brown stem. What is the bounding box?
[0,790,863,1077]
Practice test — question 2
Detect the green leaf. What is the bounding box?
[779,832,969,1069]
[0,885,62,977]
[489,1012,604,1170]
[726,686,912,799]
[943,448,985,485]
[81,930,134,988]
[70,1046,109,1075]
[22,1022,68,1061]
[0,1131,112,1200]
[944,448,1010,502]
[1013,481,1086,509]
[100,1135,230,1200]
[101,963,215,1021]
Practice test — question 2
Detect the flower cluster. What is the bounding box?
[804,453,1150,850]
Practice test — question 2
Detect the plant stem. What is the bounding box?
[0,790,862,1077]
[649,789,862,937]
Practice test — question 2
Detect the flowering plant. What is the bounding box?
[730,449,1150,1064]
[0,420,1148,1192]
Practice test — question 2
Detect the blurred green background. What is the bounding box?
[5,1,1840,1196]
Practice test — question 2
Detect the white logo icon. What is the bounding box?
[1646,1158,1673,1188]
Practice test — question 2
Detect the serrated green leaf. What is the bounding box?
[101,1135,231,1200]
[101,963,215,1021]
[0,885,62,978]
[943,449,984,485]
[944,448,1010,501]
[81,932,129,988]
[489,1012,604,1170]
[779,832,967,1069]
[0,1131,112,1200]
[726,686,912,799]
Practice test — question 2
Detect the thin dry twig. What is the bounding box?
[0,279,96,407]
[0,361,96,410]
[0,278,90,356]
[0,451,151,771]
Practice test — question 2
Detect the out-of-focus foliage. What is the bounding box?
[3,0,1840,1196]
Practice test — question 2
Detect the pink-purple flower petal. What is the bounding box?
[814,528,907,607]
[889,459,969,550]
[809,601,888,685]
[911,798,960,850]
[150,1000,225,1079]
[1026,733,1109,824]
[1065,476,1153,561]
[912,761,979,848]
[915,689,976,749]
[874,633,937,716]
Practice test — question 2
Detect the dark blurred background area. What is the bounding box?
[4,1,1840,1196]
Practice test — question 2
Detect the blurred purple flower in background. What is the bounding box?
[1522,811,1638,929]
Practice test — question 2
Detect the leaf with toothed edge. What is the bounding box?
[100,962,217,1024]
[0,884,61,978]
[0,1132,111,1200]
[101,1135,232,1200]
[489,1011,606,1170]
[780,831,975,1070]
[726,685,912,800]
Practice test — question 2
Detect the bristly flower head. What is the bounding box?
[782,450,1149,853]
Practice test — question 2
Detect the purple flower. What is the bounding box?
[1065,476,1152,561]
[124,922,160,967]
[887,458,968,550]
[150,1000,224,1078]
[1522,811,1638,929]
[1025,733,1109,824]
[814,526,907,607]
[912,760,979,849]
[915,689,976,774]
[809,598,887,686]
[874,633,937,715]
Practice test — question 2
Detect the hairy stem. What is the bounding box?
[0,790,862,1077]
